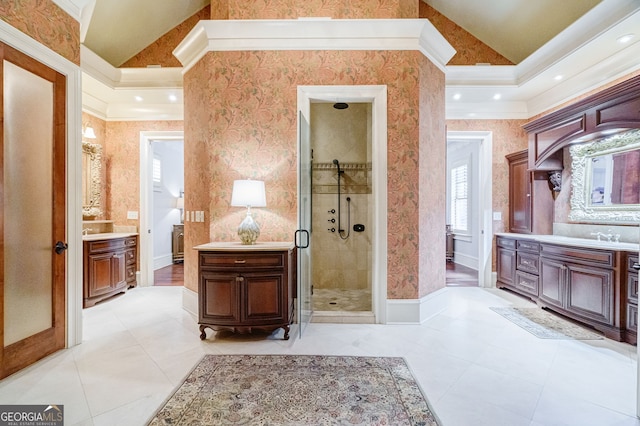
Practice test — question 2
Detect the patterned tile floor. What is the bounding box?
[313,288,371,311]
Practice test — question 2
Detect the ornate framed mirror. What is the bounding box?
[569,129,640,224]
[82,141,103,219]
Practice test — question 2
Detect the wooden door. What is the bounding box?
[0,42,67,378]
[506,150,531,233]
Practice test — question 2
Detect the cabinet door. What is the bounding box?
[242,273,285,324]
[199,272,240,324]
[87,253,115,297]
[111,251,127,290]
[539,257,565,308]
[566,264,613,325]
[496,248,516,286]
[508,152,531,233]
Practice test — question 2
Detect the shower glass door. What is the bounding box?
[297,111,312,337]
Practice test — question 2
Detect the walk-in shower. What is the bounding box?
[309,102,373,320]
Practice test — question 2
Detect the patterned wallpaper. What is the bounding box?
[419,55,447,296]
[184,49,445,299]
[120,6,210,68]
[419,2,513,65]
[227,0,418,19]
[0,0,80,65]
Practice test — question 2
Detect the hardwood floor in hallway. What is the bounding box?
[446,262,479,287]
[154,263,184,286]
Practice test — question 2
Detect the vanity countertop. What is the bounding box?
[82,232,138,241]
[495,233,639,252]
[194,241,295,251]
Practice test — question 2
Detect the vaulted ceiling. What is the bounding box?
[82,0,601,67]
[76,0,640,120]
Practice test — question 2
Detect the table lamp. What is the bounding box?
[230,179,266,244]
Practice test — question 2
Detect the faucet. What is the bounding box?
[590,230,620,243]
[82,228,93,236]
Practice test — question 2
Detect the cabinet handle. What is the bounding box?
[235,260,246,264]
[236,276,244,283]
[633,262,640,271]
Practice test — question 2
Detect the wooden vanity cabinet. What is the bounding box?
[495,234,637,343]
[196,243,295,340]
[83,235,137,308]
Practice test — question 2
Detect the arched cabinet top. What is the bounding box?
[523,74,640,171]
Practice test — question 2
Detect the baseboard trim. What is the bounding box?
[386,288,451,324]
[154,254,173,270]
[182,287,198,317]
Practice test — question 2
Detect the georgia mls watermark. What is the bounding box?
[0,405,63,426]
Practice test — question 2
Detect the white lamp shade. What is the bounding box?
[176,197,184,209]
[83,126,96,139]
[231,180,266,207]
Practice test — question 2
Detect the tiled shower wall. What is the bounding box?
[310,103,372,292]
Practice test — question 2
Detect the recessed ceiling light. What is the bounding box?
[554,75,563,81]
[468,112,476,117]
[453,93,462,100]
[168,94,178,102]
[617,34,635,44]
[493,94,501,100]
[135,96,143,102]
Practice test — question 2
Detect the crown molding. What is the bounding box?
[445,1,640,119]
[173,19,456,73]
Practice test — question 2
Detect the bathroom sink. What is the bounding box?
[535,235,639,251]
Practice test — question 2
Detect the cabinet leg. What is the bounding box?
[199,325,207,340]
[283,325,290,340]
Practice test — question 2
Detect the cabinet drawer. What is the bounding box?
[126,265,136,283]
[628,254,639,272]
[125,249,136,264]
[517,240,540,253]
[517,252,539,274]
[515,270,539,297]
[627,304,638,332]
[124,237,137,247]
[200,252,285,269]
[85,238,127,253]
[540,244,614,268]
[496,237,516,250]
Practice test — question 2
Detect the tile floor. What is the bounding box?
[0,286,638,426]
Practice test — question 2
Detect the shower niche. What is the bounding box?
[310,102,373,316]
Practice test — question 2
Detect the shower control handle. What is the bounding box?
[328,228,335,233]
[328,218,335,223]
[328,209,335,214]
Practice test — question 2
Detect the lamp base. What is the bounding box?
[237,213,260,245]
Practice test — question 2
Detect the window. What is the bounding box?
[153,155,162,191]
[450,163,468,232]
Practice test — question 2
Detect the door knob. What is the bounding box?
[54,241,68,255]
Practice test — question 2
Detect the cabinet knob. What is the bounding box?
[633,262,640,271]
[235,259,246,264]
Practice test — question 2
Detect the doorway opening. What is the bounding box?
[309,102,373,317]
[445,131,493,287]
[139,131,184,288]
[297,85,388,325]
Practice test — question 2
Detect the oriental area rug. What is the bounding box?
[147,354,441,426]
[490,307,604,340]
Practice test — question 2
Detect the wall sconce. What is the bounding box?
[82,124,96,139]
[230,180,266,245]
[175,191,184,223]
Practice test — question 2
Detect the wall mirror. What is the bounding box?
[569,129,640,223]
[82,141,103,218]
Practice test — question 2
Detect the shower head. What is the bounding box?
[333,102,349,110]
